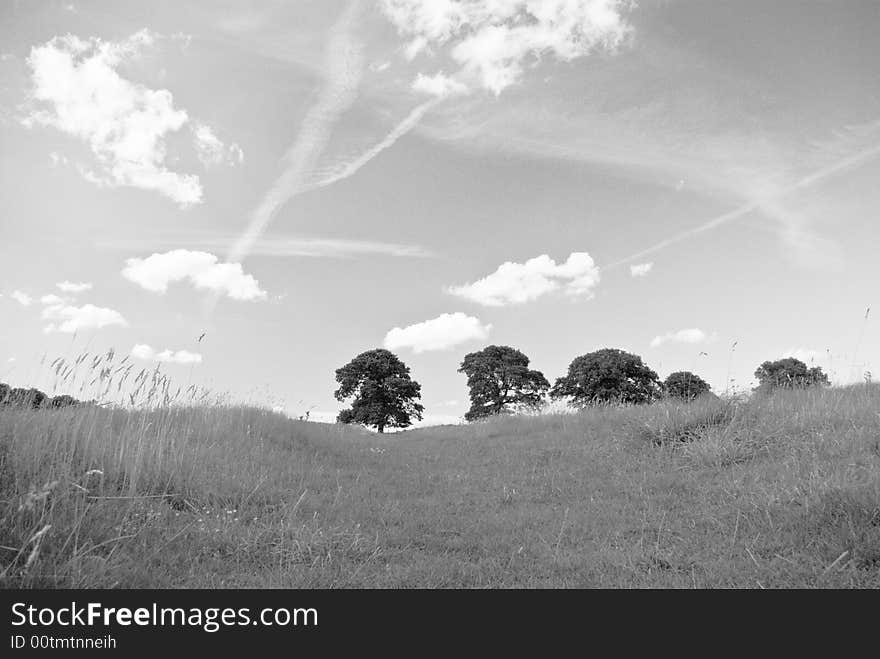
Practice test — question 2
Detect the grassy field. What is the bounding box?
[1,385,879,588]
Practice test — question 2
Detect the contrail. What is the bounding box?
[303,99,440,193]
[604,140,880,270]
[228,0,364,263]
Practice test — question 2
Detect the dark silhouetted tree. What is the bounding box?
[334,349,424,433]
[0,382,9,405]
[754,357,829,392]
[459,345,549,421]
[664,371,711,400]
[551,348,662,406]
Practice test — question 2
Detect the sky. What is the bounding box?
[1,0,879,426]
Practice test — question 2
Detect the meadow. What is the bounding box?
[1,384,879,588]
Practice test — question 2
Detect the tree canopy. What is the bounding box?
[1,386,48,408]
[1,382,85,410]
[663,371,711,400]
[458,345,549,421]
[551,348,662,406]
[754,357,829,392]
[333,349,424,433]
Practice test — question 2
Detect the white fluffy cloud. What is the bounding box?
[193,122,244,167]
[42,303,128,333]
[650,328,711,348]
[448,252,599,306]
[57,280,93,293]
[39,294,67,305]
[24,30,239,206]
[11,291,33,306]
[381,0,633,94]
[121,249,267,300]
[131,343,202,364]
[630,262,653,277]
[384,312,491,353]
[412,71,469,97]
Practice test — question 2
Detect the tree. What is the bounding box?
[0,382,8,405]
[458,345,550,421]
[3,387,48,408]
[551,348,662,406]
[664,371,711,401]
[334,349,424,433]
[49,394,79,409]
[754,357,829,392]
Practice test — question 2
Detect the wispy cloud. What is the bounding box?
[122,250,267,301]
[229,1,365,262]
[384,312,491,353]
[304,98,439,193]
[650,328,712,349]
[608,134,880,269]
[11,291,32,306]
[57,281,92,293]
[193,122,244,167]
[630,262,653,277]
[101,233,431,259]
[131,344,202,365]
[448,252,599,306]
[412,72,468,97]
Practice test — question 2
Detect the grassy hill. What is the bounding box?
[1,385,879,588]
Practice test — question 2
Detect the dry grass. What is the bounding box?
[1,377,879,588]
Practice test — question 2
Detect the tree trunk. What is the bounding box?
[377,424,384,434]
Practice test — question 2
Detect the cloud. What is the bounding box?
[122,249,267,300]
[604,123,880,271]
[24,30,239,207]
[304,99,438,195]
[131,343,202,364]
[11,291,33,306]
[448,252,599,306]
[57,281,92,293]
[229,2,364,261]
[650,328,711,348]
[104,233,431,258]
[39,294,68,305]
[380,0,633,94]
[48,151,68,167]
[630,262,653,277]
[192,122,244,167]
[384,312,491,353]
[42,303,128,333]
[412,71,468,97]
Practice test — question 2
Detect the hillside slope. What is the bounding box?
[2,386,879,587]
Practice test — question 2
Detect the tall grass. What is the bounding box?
[2,370,879,588]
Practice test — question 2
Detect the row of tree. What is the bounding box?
[333,347,830,432]
[0,383,82,409]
